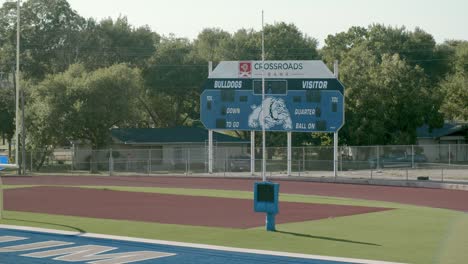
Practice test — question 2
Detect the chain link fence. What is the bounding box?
[6,144,468,182]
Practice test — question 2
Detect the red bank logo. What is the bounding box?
[239,62,252,78]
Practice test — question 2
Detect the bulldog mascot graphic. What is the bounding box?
[248,97,292,130]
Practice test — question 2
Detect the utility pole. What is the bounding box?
[15,0,21,174]
[261,10,266,182]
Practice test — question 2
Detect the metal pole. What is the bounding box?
[14,0,21,173]
[208,130,213,174]
[251,131,255,176]
[148,149,152,174]
[339,146,343,171]
[187,148,191,174]
[261,10,266,182]
[377,145,380,170]
[287,132,292,176]
[302,146,305,172]
[333,132,338,178]
[333,60,339,178]
[208,61,213,174]
[109,148,113,176]
[448,144,451,165]
[224,149,227,175]
[186,149,189,176]
[411,145,415,168]
[21,87,25,174]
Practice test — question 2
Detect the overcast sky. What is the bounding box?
[5,0,468,46]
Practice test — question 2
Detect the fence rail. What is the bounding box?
[2,144,468,182]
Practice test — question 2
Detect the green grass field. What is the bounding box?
[1,185,468,264]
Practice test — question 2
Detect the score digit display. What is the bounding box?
[253,80,287,95]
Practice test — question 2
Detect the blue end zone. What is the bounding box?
[0,227,361,264]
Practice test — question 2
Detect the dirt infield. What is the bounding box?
[2,175,468,212]
[4,186,390,228]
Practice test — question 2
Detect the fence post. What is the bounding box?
[376,145,380,170]
[448,144,451,165]
[188,148,191,174]
[147,158,150,175]
[185,149,189,176]
[109,148,113,176]
[339,146,343,172]
[411,145,415,168]
[441,168,444,182]
[297,160,301,177]
[225,149,228,175]
[71,144,76,171]
[148,149,152,175]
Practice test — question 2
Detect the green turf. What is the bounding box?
[0,185,36,190]
[1,184,468,263]
[5,184,417,209]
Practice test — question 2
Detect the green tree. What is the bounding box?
[337,45,384,145]
[322,24,451,82]
[439,41,468,121]
[77,16,159,70]
[322,24,449,145]
[440,72,467,121]
[339,45,443,145]
[142,36,206,127]
[193,28,231,62]
[264,22,318,60]
[0,1,17,75]
[214,22,318,62]
[0,0,86,80]
[27,63,143,170]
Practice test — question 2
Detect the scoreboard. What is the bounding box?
[200,61,345,133]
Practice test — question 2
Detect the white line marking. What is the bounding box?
[0,224,405,264]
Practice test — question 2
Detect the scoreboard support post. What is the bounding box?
[333,132,338,178]
[251,131,255,176]
[287,132,292,176]
[208,130,213,174]
[266,212,276,231]
[333,60,339,178]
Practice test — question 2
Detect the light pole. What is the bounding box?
[261,10,266,182]
[14,0,21,173]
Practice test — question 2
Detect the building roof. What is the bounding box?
[111,127,249,144]
[417,122,468,139]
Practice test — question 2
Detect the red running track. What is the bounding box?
[2,175,468,212]
[4,186,390,228]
